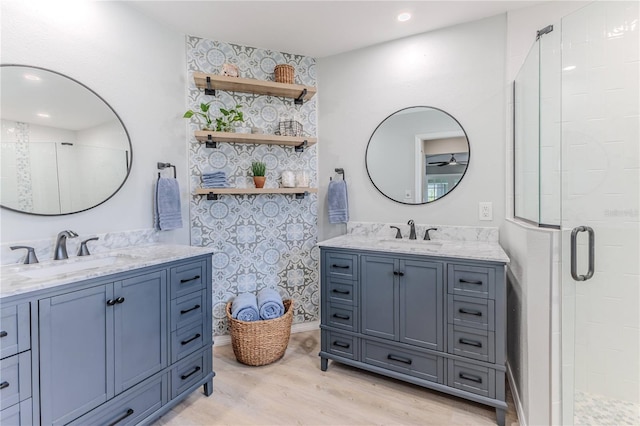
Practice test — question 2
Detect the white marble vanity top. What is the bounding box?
[318,234,510,264]
[0,244,213,299]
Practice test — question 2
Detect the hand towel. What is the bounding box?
[231,293,260,322]
[257,288,285,320]
[328,179,349,224]
[155,177,183,230]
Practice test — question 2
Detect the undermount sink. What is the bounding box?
[16,255,129,279]
[378,238,443,250]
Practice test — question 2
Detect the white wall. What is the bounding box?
[317,15,507,241]
[0,2,189,246]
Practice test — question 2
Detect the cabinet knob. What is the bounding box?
[0,381,9,390]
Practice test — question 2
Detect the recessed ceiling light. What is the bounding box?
[562,65,576,71]
[37,113,50,118]
[397,12,411,22]
[24,74,41,81]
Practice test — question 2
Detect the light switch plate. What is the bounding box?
[479,202,493,221]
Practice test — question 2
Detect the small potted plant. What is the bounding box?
[183,103,244,132]
[251,161,266,188]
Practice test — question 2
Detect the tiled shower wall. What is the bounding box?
[186,37,319,335]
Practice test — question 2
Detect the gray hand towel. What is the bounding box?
[155,177,183,230]
[328,179,349,224]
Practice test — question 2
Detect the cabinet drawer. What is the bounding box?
[69,374,165,426]
[326,278,356,305]
[172,349,208,398]
[362,340,443,384]
[0,303,30,359]
[323,330,359,361]
[0,352,31,410]
[171,322,205,363]
[0,398,32,426]
[325,252,358,280]
[170,261,206,299]
[448,295,494,331]
[171,290,206,331]
[448,264,495,299]
[326,304,357,332]
[447,360,495,398]
[448,325,494,363]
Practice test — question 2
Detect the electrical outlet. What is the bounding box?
[404,190,412,200]
[479,202,493,221]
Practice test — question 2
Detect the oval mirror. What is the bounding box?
[365,106,470,205]
[0,65,132,216]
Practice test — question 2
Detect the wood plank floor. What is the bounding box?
[155,330,520,425]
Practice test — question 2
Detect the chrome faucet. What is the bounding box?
[54,230,78,260]
[424,227,438,240]
[407,220,417,240]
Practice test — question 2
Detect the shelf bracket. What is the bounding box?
[294,88,307,106]
[295,191,310,200]
[205,134,217,149]
[205,76,216,96]
[206,193,219,201]
[294,139,308,153]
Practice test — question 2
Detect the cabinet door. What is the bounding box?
[39,285,114,426]
[114,271,167,394]
[361,255,397,340]
[399,259,443,351]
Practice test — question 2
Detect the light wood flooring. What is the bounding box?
[155,330,520,425]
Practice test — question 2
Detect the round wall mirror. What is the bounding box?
[365,106,470,205]
[0,65,132,216]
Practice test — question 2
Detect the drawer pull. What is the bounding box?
[459,308,482,316]
[332,313,350,320]
[181,304,201,314]
[332,289,350,295]
[181,366,201,380]
[459,372,483,383]
[459,338,482,348]
[331,264,350,269]
[180,275,201,284]
[459,278,483,285]
[181,333,202,345]
[332,341,350,349]
[0,331,7,338]
[107,408,134,426]
[0,381,9,390]
[387,354,412,365]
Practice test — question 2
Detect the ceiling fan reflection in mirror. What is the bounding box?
[428,154,468,167]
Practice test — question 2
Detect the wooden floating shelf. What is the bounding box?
[195,187,317,200]
[194,131,317,148]
[193,72,316,102]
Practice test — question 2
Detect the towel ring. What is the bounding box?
[157,162,176,179]
[332,168,345,181]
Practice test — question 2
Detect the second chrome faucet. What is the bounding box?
[54,230,78,260]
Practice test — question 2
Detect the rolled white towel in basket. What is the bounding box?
[257,288,285,320]
[231,293,260,322]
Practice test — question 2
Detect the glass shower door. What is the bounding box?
[561,2,639,424]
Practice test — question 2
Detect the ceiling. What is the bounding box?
[129,1,545,58]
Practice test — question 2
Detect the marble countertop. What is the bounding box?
[0,244,213,299]
[318,234,509,264]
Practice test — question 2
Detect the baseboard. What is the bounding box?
[507,361,527,426]
[213,320,320,347]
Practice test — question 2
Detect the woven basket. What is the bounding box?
[274,64,295,84]
[226,299,293,366]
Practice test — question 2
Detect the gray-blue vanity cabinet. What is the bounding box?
[39,270,168,426]
[319,247,507,426]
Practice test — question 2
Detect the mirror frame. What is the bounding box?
[0,64,133,216]
[365,106,471,205]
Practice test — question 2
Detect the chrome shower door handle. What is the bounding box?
[570,226,595,281]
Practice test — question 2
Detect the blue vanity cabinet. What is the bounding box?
[320,246,507,426]
[38,270,167,426]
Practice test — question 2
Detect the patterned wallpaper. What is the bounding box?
[186,36,319,336]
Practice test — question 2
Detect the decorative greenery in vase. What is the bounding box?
[251,161,267,188]
[183,103,244,132]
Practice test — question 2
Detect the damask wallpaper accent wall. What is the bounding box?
[186,36,319,336]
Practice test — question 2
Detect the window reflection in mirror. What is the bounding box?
[0,65,132,215]
[365,106,469,204]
